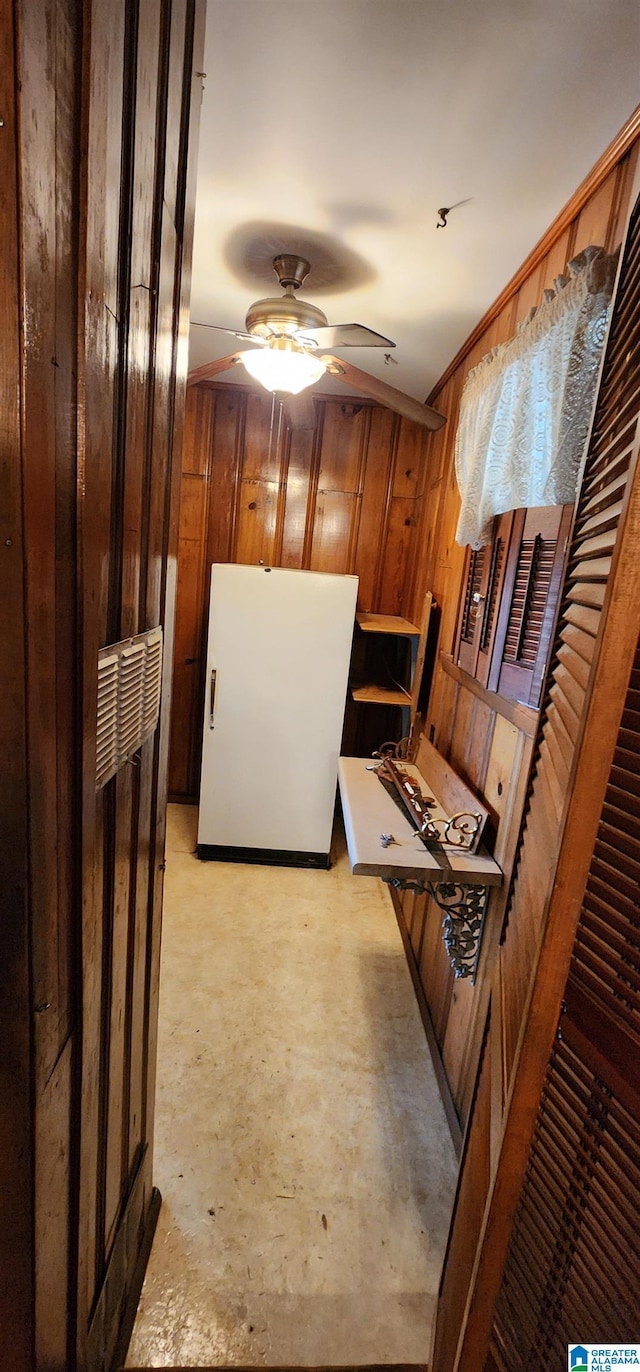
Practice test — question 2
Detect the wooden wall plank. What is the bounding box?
[104,0,165,1258]
[18,5,83,1203]
[0,0,34,1361]
[280,426,316,568]
[318,398,368,493]
[78,0,127,1325]
[144,0,205,1195]
[377,495,419,615]
[419,906,454,1044]
[235,477,280,566]
[309,490,359,572]
[182,373,214,474]
[208,388,243,562]
[243,389,282,483]
[35,1040,73,1369]
[431,1027,492,1372]
[353,406,396,609]
[571,165,619,255]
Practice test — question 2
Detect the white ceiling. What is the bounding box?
[189,0,640,404]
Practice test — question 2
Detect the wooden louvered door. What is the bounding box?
[432,182,640,1372]
[491,637,640,1363]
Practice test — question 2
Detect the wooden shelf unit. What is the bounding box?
[349,598,434,741]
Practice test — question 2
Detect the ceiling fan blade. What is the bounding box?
[322,356,446,431]
[282,391,316,430]
[191,321,266,345]
[187,351,244,386]
[299,323,395,349]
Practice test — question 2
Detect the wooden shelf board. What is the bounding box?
[351,683,411,706]
[356,612,421,636]
[338,756,502,886]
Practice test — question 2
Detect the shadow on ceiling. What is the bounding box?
[223,220,379,295]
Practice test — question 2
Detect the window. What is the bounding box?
[455,505,572,708]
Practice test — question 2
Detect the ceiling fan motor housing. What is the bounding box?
[245,252,329,341]
[245,293,328,340]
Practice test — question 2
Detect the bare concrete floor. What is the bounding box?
[126,804,457,1367]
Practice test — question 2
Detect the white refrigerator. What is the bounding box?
[197,564,358,867]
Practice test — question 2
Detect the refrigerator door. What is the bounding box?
[197,565,358,863]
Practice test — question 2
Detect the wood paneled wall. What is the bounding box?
[0,2,204,1369]
[414,116,640,1372]
[437,176,640,1368]
[170,382,429,798]
[393,118,640,1139]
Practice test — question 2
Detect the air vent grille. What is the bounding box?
[96,627,163,789]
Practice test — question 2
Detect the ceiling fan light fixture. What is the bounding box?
[240,341,327,395]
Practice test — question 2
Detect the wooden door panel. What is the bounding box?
[2,1,204,1367]
[77,0,204,1366]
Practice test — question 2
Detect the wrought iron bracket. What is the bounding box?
[383,877,490,981]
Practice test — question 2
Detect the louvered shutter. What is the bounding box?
[475,512,513,687]
[492,639,640,1365]
[455,514,515,681]
[491,504,571,706]
[456,544,487,674]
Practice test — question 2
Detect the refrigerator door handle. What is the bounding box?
[209,668,217,729]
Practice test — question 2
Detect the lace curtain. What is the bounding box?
[455,246,617,549]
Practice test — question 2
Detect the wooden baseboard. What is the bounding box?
[389,886,462,1157]
[109,1186,162,1372]
[85,1153,160,1372]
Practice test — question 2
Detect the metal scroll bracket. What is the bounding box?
[383,877,490,982]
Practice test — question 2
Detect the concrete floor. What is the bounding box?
[126,804,457,1367]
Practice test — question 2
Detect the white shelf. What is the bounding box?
[338,756,502,887]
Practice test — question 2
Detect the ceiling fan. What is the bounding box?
[189,254,446,432]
